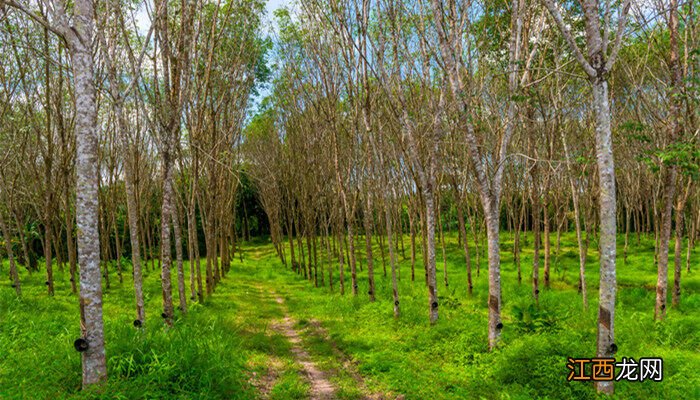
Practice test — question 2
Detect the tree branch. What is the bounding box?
[1,0,65,39]
[541,0,597,78]
[605,0,632,72]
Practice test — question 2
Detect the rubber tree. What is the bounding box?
[542,0,631,394]
[2,0,111,386]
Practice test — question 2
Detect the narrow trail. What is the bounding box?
[244,252,398,399]
[271,294,337,400]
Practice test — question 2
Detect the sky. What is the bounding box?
[266,0,290,17]
[135,0,291,35]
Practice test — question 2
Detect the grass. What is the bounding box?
[0,253,307,399]
[0,231,698,399]
[252,231,700,399]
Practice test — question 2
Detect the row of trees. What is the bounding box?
[0,0,267,387]
[244,0,699,395]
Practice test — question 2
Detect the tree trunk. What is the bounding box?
[53,225,64,273]
[666,0,684,312]
[12,209,31,275]
[125,159,145,322]
[438,197,448,288]
[220,230,228,279]
[385,196,400,318]
[64,192,78,295]
[556,203,564,255]
[562,133,588,309]
[623,203,630,264]
[420,201,429,286]
[346,221,358,295]
[42,24,55,297]
[469,204,481,277]
[0,212,21,296]
[324,223,333,291]
[454,188,473,295]
[532,191,541,306]
[188,154,204,302]
[71,25,108,385]
[205,219,215,294]
[337,228,345,295]
[214,223,222,283]
[673,181,690,307]
[398,209,406,259]
[543,195,551,289]
[409,208,416,281]
[112,195,123,284]
[376,223,387,278]
[515,197,525,285]
[686,216,695,273]
[159,149,175,326]
[186,192,196,301]
[98,198,110,290]
[286,210,296,270]
[193,213,204,302]
[172,201,187,313]
[306,233,313,281]
[425,185,438,324]
[115,102,145,322]
[672,204,683,307]
[146,218,155,272]
[635,207,641,246]
[656,170,676,320]
[298,225,306,278]
[44,220,54,296]
[363,194,376,301]
[484,206,503,350]
[313,232,319,287]
[591,77,617,395]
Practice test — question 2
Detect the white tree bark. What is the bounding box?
[160,147,175,326]
[592,78,617,395]
[543,0,630,393]
[4,0,168,383]
[71,13,108,385]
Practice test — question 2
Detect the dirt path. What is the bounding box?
[271,295,337,400]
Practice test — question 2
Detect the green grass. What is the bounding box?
[251,232,700,399]
[0,252,307,399]
[0,232,698,399]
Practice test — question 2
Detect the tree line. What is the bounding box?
[0,0,267,387]
[244,0,698,395]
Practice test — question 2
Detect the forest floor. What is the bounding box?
[1,232,699,399]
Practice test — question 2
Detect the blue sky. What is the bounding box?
[266,0,290,16]
[136,0,291,35]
